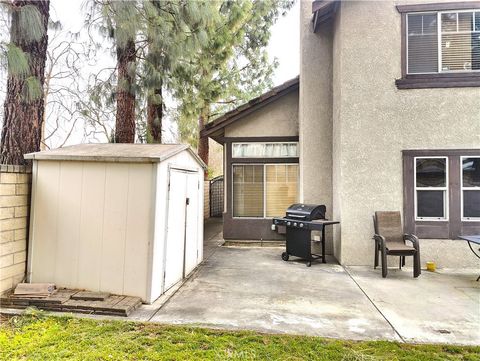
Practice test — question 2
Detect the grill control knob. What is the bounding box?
[293,222,297,227]
[299,223,304,228]
[287,222,291,226]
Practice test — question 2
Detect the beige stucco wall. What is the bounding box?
[301,0,480,267]
[224,90,299,138]
[0,166,30,294]
[299,1,334,253]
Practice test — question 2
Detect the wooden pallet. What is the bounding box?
[0,289,142,317]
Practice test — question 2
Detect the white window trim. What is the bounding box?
[231,142,299,158]
[231,163,299,219]
[460,156,480,221]
[414,156,449,221]
[406,9,480,75]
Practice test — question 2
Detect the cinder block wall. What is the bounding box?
[0,165,31,294]
[204,181,210,220]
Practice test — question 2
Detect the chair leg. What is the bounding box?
[402,256,406,267]
[399,257,402,270]
[413,252,421,278]
[381,250,388,278]
[374,242,379,269]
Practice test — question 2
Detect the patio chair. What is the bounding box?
[373,211,421,278]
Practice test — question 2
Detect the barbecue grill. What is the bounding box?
[273,204,339,267]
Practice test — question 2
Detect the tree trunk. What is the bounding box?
[146,87,162,143]
[114,39,136,143]
[0,0,50,165]
[198,107,209,175]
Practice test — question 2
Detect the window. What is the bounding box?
[396,3,480,89]
[232,142,298,158]
[407,10,480,74]
[403,150,480,239]
[461,156,480,220]
[233,165,264,217]
[266,164,298,217]
[415,157,448,220]
[232,164,298,218]
[407,13,439,74]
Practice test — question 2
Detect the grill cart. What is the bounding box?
[273,204,339,267]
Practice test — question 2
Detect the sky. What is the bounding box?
[0,0,300,147]
[48,0,300,85]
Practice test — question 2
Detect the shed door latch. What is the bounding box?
[186,197,190,205]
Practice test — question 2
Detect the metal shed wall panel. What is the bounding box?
[29,161,155,301]
[149,151,204,302]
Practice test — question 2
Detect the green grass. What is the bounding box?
[0,310,479,361]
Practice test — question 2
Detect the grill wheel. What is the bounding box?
[281,252,289,261]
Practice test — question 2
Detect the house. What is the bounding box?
[202,0,480,268]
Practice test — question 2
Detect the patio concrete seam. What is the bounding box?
[343,266,406,343]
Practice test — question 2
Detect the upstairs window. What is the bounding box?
[407,10,480,74]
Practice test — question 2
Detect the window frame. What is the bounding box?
[397,2,480,89]
[231,163,299,219]
[406,10,480,75]
[414,156,449,221]
[460,156,480,221]
[403,149,480,240]
[231,141,299,158]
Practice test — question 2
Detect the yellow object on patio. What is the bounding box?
[426,262,436,272]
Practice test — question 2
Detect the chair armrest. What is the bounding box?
[374,234,386,249]
[404,234,420,250]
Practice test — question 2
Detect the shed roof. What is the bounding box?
[24,143,207,168]
[200,76,299,144]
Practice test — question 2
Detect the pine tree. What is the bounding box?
[0,0,50,165]
[88,0,139,143]
[87,0,214,144]
[175,0,292,167]
[140,0,214,143]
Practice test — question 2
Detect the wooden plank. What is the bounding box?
[108,296,142,316]
[71,291,110,301]
[14,283,55,295]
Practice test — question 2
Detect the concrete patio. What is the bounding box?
[149,219,480,345]
[1,219,479,345]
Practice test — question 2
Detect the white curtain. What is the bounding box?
[232,142,298,158]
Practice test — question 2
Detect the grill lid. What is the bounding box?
[285,203,326,221]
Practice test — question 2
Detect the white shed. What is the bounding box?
[25,144,206,303]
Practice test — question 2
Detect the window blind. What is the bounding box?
[441,12,480,71]
[233,165,264,217]
[232,164,299,218]
[265,164,299,217]
[407,13,438,74]
[407,10,480,74]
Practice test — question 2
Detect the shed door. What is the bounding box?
[164,169,199,292]
[184,173,199,276]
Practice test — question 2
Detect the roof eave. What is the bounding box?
[312,0,339,33]
[201,77,299,143]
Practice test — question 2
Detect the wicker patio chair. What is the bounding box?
[373,211,421,278]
